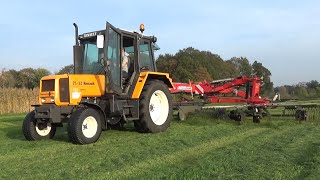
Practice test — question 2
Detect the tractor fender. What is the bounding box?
[131,72,174,99]
[80,102,107,130]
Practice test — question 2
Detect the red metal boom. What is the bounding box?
[171,76,269,105]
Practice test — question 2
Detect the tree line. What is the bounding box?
[0,66,72,89]
[1,47,318,99]
[275,80,320,99]
[0,68,51,89]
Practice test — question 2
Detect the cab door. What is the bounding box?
[105,22,122,94]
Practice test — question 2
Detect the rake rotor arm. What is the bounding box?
[171,76,269,104]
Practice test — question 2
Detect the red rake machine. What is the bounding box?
[171,76,319,123]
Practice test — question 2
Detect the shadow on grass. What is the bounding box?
[176,112,305,130]
[177,112,238,127]
[4,122,140,143]
[53,124,138,143]
[3,125,25,141]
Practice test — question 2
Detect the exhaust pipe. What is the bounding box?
[73,23,79,46]
[73,23,81,74]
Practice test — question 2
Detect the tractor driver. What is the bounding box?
[121,48,129,79]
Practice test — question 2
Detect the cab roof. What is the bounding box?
[78,28,155,41]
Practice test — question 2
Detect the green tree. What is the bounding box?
[57,64,74,75]
[284,85,295,96]
[307,88,317,98]
[157,54,179,76]
[278,86,291,99]
[0,70,22,88]
[227,57,252,76]
[20,68,36,89]
[0,70,16,88]
[157,47,235,82]
[294,86,308,98]
[252,61,273,95]
[306,80,319,89]
[221,60,239,78]
[194,66,212,82]
[33,68,51,88]
[316,87,320,97]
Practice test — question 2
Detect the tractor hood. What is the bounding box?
[39,74,105,106]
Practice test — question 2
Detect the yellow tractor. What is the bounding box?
[22,22,174,144]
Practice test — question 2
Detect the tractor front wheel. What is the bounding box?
[68,108,102,144]
[22,110,56,140]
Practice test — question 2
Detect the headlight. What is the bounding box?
[50,97,55,102]
[41,98,46,103]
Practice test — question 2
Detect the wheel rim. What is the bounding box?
[149,90,169,125]
[35,122,52,136]
[82,116,98,138]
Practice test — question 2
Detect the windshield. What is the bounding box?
[82,41,104,74]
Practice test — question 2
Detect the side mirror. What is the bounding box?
[97,35,104,48]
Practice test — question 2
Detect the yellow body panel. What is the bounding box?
[68,74,105,105]
[39,72,171,105]
[39,74,105,106]
[131,72,174,99]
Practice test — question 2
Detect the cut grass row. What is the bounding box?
[0,113,320,179]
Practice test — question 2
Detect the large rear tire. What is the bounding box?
[68,107,102,144]
[22,110,56,140]
[134,80,173,133]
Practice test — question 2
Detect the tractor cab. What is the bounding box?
[74,22,159,94]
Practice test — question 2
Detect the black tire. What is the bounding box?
[67,107,102,144]
[134,80,173,133]
[253,114,261,123]
[295,109,307,121]
[22,110,56,140]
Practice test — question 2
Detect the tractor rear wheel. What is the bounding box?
[134,80,173,133]
[22,110,56,140]
[68,107,102,144]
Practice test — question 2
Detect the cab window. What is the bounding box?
[139,41,154,71]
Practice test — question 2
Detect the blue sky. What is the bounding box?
[0,0,319,86]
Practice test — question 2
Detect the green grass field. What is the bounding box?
[1,113,320,179]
